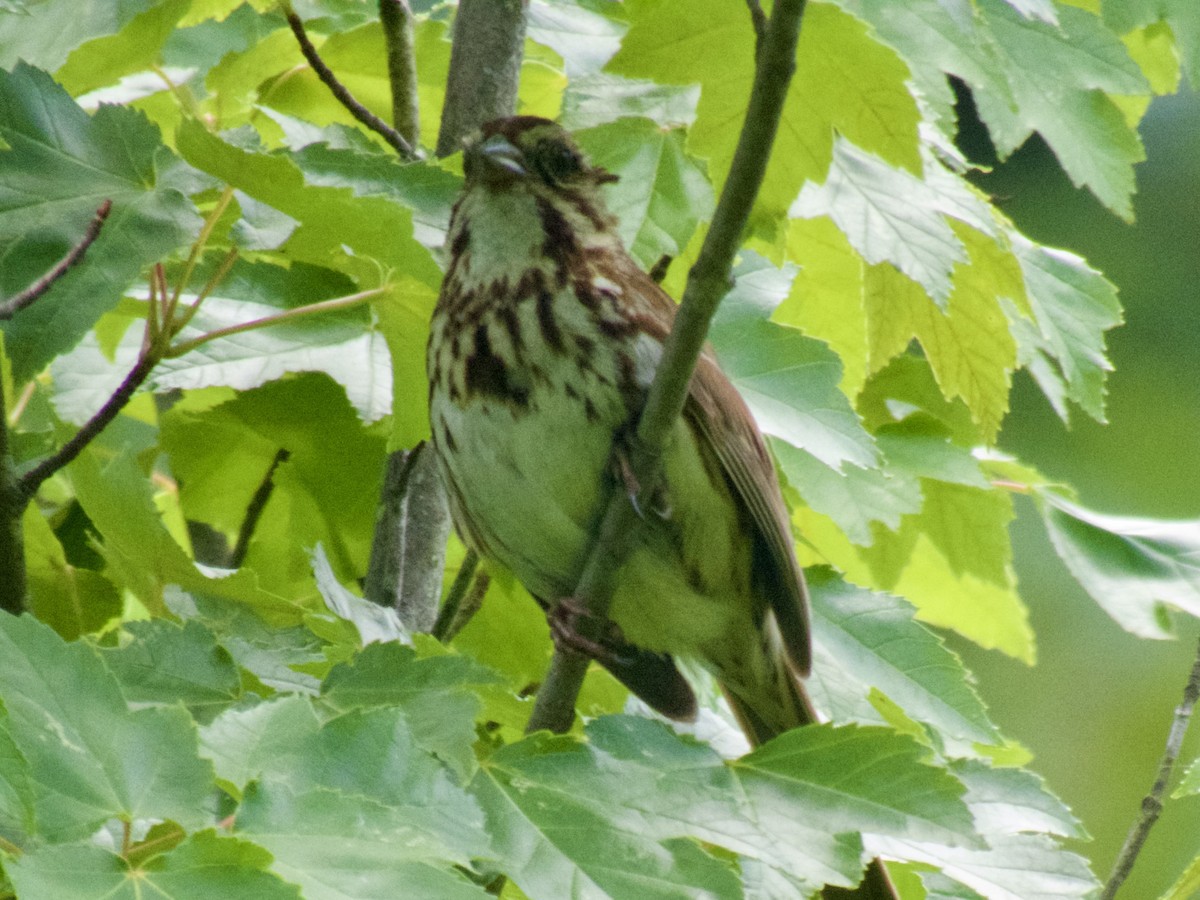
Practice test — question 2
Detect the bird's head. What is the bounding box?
[463,116,619,195]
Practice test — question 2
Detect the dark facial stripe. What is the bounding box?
[535,196,575,284]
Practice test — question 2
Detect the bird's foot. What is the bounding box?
[548,597,632,664]
[611,436,672,521]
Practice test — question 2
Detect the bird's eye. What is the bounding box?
[536,141,583,183]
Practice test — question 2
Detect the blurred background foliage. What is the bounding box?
[962,83,1200,897]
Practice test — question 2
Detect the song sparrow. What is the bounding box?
[427,115,813,735]
[427,116,894,897]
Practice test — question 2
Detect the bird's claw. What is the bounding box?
[548,597,632,664]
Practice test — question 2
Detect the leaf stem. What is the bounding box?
[1101,636,1200,899]
[165,287,385,359]
[525,0,810,734]
[166,187,235,327]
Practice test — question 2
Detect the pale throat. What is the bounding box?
[451,186,547,286]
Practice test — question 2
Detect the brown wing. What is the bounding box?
[612,256,812,676]
[686,354,812,675]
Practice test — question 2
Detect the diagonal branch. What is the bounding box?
[1102,636,1200,899]
[526,0,810,734]
[284,6,417,160]
[0,200,112,320]
[17,351,158,503]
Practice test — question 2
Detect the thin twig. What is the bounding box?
[17,351,158,502]
[284,6,417,160]
[0,200,112,320]
[431,549,481,641]
[1101,637,1200,899]
[379,0,420,149]
[439,567,490,644]
[228,449,291,568]
[526,0,810,734]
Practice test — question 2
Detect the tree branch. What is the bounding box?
[526,0,809,734]
[0,200,112,320]
[379,0,420,149]
[1102,636,1200,899]
[283,6,417,160]
[17,351,158,503]
[364,442,452,633]
[435,0,528,157]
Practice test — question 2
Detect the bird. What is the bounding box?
[426,116,896,899]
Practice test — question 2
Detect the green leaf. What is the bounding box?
[848,0,1147,218]
[475,716,971,897]
[174,120,439,286]
[236,783,490,900]
[159,374,387,596]
[1175,753,1200,798]
[791,140,967,307]
[0,64,200,381]
[21,503,121,640]
[215,699,492,898]
[561,74,699,130]
[99,619,242,723]
[311,544,409,646]
[68,441,300,615]
[1037,490,1200,639]
[168,591,324,694]
[576,119,714,269]
[737,724,974,846]
[0,0,162,71]
[776,216,869,396]
[710,253,876,471]
[0,613,214,842]
[1012,236,1122,424]
[0,708,37,848]
[806,569,999,748]
[55,0,191,96]
[200,696,322,798]
[775,440,922,545]
[870,755,1097,896]
[321,641,504,780]
[863,241,1016,442]
[473,723,831,897]
[6,831,302,900]
[948,760,1085,840]
[528,0,626,77]
[52,263,393,426]
[286,141,460,249]
[1104,0,1200,88]
[611,1,920,223]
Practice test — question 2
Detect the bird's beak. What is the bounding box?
[477,133,527,177]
